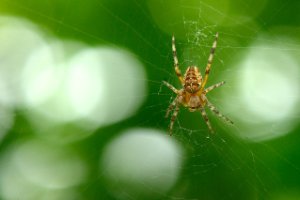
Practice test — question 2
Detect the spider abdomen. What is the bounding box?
[184,66,202,93]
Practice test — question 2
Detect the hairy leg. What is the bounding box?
[169,104,179,136]
[200,108,214,133]
[206,100,233,124]
[200,32,219,91]
[205,81,225,93]
[172,35,184,84]
[165,97,178,118]
[163,81,178,94]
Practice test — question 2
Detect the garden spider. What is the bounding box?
[163,32,233,135]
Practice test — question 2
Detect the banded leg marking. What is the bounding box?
[169,105,179,136]
[206,100,233,124]
[163,81,178,94]
[200,108,214,134]
[165,97,178,118]
[205,81,225,93]
[200,32,219,91]
[172,35,184,84]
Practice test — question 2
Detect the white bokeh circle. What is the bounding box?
[101,128,183,199]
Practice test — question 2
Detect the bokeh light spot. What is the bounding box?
[101,128,183,199]
[67,47,147,128]
[24,46,146,126]
[0,138,86,199]
[223,37,300,142]
[0,16,46,107]
[12,139,87,189]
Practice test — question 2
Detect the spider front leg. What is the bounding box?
[172,35,184,84]
[200,32,219,91]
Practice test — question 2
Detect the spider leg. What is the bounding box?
[206,100,234,124]
[163,81,178,94]
[172,35,184,84]
[205,81,225,93]
[200,108,214,133]
[165,97,178,118]
[200,32,219,91]
[169,104,180,136]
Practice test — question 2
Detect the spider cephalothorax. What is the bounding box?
[163,33,233,135]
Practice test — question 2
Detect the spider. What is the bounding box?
[163,32,233,135]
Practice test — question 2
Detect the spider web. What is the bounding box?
[0,0,300,200]
[151,2,300,199]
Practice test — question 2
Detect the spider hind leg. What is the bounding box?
[165,97,178,118]
[200,108,214,134]
[169,105,180,136]
[206,100,233,124]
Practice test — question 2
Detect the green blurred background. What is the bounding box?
[0,0,299,200]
